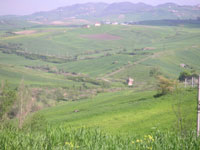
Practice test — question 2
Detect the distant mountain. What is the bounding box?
[25,3,108,21]
[102,2,153,14]
[20,2,200,23]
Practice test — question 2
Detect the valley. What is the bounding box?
[0,2,200,149]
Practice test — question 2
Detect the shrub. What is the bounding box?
[149,67,162,77]
[0,81,16,121]
[22,113,48,132]
[156,76,177,96]
[178,70,192,81]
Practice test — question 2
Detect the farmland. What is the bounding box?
[1,24,200,80]
[0,19,200,149]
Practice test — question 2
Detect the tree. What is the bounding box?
[178,70,198,81]
[178,70,192,81]
[0,81,16,121]
[149,67,162,77]
[156,76,177,96]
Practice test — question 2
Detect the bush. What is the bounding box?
[178,70,192,81]
[22,113,48,132]
[0,81,16,121]
[156,76,177,96]
[149,67,162,77]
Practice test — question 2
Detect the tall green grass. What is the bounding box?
[0,125,200,150]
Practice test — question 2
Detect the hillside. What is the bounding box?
[1,24,200,80]
[40,88,197,135]
[1,3,200,149]
[23,2,200,23]
[0,22,199,123]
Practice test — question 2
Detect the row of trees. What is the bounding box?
[149,67,198,96]
[178,70,198,81]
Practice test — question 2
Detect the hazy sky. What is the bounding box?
[0,0,199,16]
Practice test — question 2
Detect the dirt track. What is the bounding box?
[104,52,163,78]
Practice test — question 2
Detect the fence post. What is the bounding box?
[192,77,194,88]
[185,78,187,88]
[197,75,200,137]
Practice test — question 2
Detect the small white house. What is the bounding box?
[95,23,101,27]
[105,21,111,25]
[128,77,134,86]
[180,64,186,68]
[112,22,119,25]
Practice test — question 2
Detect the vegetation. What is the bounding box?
[39,88,197,135]
[0,86,199,149]
[0,125,200,150]
[149,67,162,78]
[0,81,16,120]
[178,70,198,81]
[156,76,177,96]
[0,16,200,149]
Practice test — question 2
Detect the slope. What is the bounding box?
[40,88,197,135]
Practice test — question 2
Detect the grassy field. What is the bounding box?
[0,21,200,149]
[1,124,200,150]
[40,88,197,135]
[0,88,198,150]
[1,24,200,83]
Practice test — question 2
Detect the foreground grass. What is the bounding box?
[0,125,200,150]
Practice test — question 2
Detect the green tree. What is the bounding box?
[178,70,192,81]
[0,81,16,121]
[149,67,162,77]
[156,76,177,96]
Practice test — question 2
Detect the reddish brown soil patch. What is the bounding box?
[81,33,121,40]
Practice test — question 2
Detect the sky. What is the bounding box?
[0,0,199,16]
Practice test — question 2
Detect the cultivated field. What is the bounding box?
[0,21,200,149]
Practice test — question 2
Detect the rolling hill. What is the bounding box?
[0,23,199,110]
[0,2,200,149]
[23,2,200,23]
[40,88,197,135]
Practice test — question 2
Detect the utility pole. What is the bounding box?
[197,75,200,137]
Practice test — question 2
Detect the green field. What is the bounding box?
[0,88,198,149]
[40,88,197,135]
[1,24,200,81]
[0,21,200,149]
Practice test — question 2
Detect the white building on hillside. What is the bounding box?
[112,22,119,25]
[127,77,134,86]
[95,23,101,27]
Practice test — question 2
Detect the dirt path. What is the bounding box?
[103,52,163,78]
